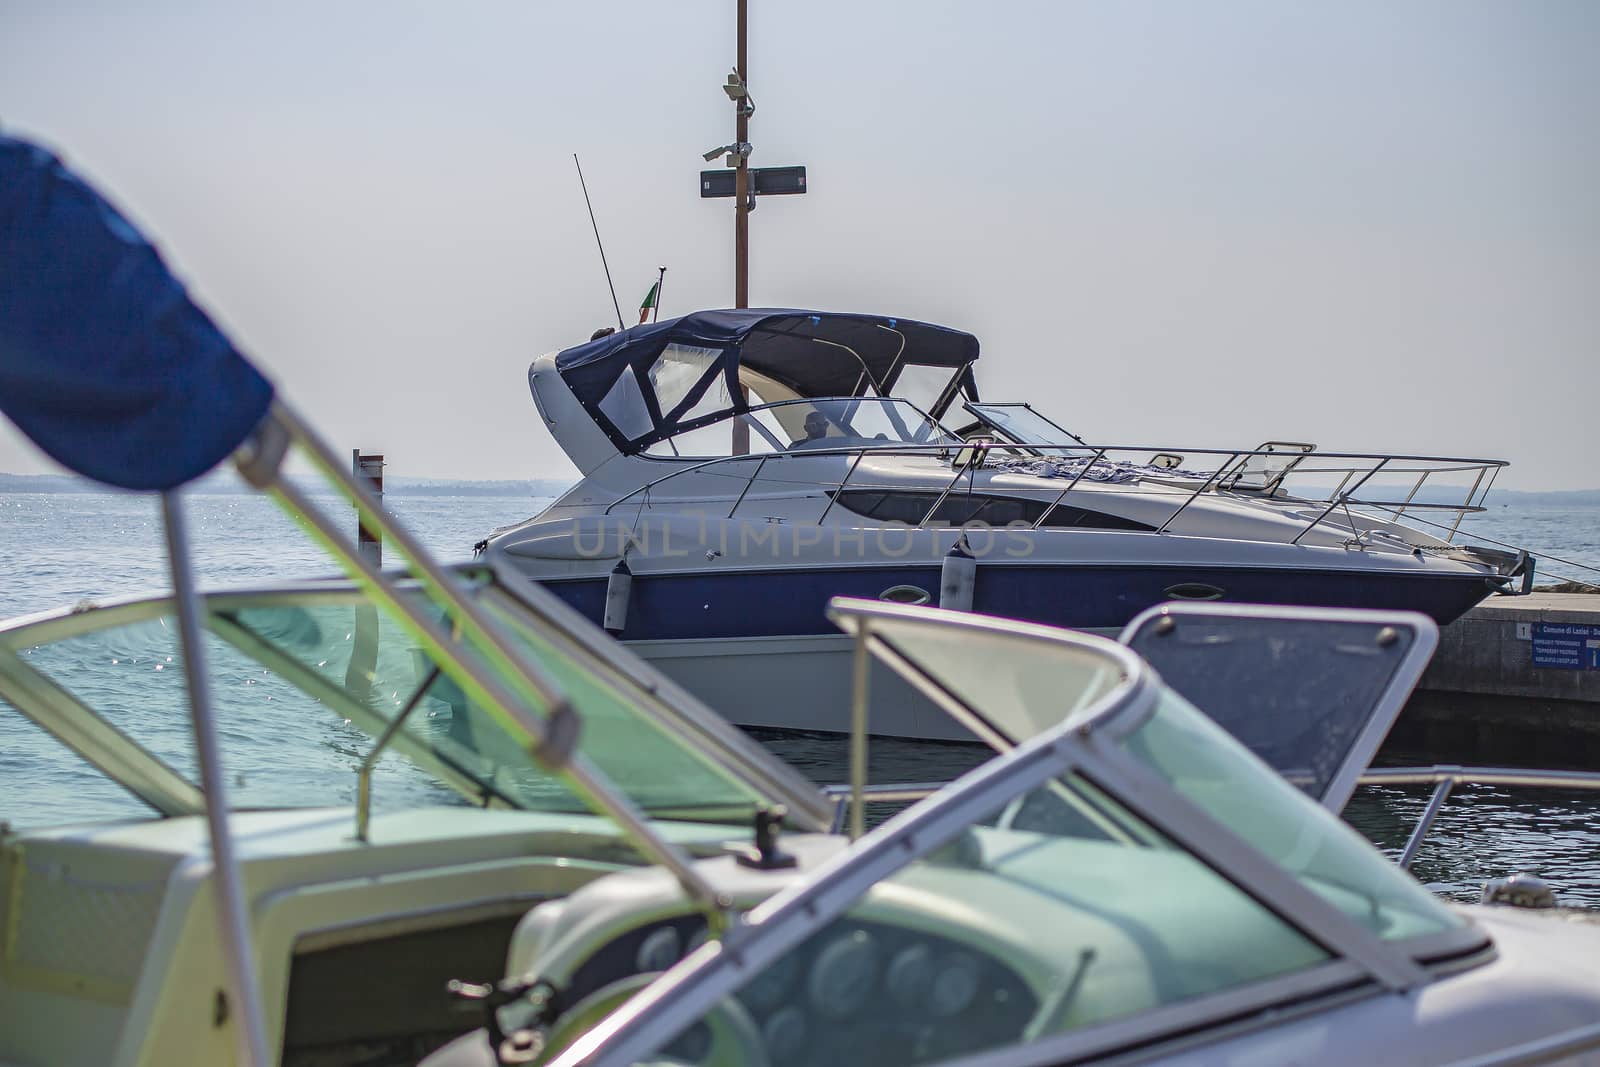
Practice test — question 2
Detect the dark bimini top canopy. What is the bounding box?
[554,309,979,453]
[0,135,274,491]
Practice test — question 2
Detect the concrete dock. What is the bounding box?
[1388,593,1600,766]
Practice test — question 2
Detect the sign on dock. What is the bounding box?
[1531,623,1600,670]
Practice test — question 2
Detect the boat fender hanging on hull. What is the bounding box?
[603,558,633,633]
[940,537,977,612]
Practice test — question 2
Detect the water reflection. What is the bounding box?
[1346,783,1600,906]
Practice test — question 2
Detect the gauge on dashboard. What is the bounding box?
[884,942,933,1008]
[806,929,881,1021]
[743,951,801,1013]
[635,925,683,973]
[929,952,981,1017]
[761,1006,809,1065]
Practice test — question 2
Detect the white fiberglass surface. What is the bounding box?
[634,773,1331,1067]
[1119,689,1464,942]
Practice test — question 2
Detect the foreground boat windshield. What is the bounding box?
[0,565,824,828]
[1121,688,1462,940]
[615,775,1337,1067]
[838,604,1461,938]
[554,610,1479,1067]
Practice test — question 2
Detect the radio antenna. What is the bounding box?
[573,153,625,330]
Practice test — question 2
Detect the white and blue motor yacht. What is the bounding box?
[484,310,1530,738]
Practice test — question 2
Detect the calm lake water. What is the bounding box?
[1,487,1597,905]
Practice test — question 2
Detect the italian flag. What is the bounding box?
[638,281,660,324]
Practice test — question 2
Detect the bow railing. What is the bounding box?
[597,439,1514,561]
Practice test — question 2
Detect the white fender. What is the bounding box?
[603,558,633,633]
[939,538,977,612]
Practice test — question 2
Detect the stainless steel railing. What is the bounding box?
[821,782,948,834]
[1360,765,1600,870]
[823,766,1600,870]
[597,438,1510,555]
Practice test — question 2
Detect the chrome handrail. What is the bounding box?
[1153,451,1236,535]
[725,453,768,519]
[1033,447,1109,529]
[1360,766,1600,789]
[823,765,1600,868]
[592,439,1510,557]
[914,444,986,527]
[822,782,944,833]
[1290,458,1390,546]
[819,449,868,525]
[1360,765,1600,871]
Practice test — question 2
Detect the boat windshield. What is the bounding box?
[832,604,1462,941]
[612,767,1336,1067]
[0,568,798,827]
[966,402,1085,449]
[644,398,958,459]
[1118,687,1464,941]
[556,618,1471,1067]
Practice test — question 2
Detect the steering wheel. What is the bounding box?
[539,972,770,1067]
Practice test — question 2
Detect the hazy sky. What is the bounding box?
[2,1,1596,490]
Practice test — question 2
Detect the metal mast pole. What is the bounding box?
[731,0,753,456]
[735,0,749,310]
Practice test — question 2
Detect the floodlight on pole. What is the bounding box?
[703,143,752,166]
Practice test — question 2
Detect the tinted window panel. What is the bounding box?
[832,491,1154,531]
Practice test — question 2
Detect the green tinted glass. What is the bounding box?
[18,609,462,814]
[13,579,771,825]
[642,772,1329,1067]
[483,595,773,821]
[1121,689,1464,941]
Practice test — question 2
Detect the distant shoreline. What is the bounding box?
[5,471,1597,506]
[0,472,575,498]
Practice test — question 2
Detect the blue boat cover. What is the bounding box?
[555,309,979,453]
[0,135,274,490]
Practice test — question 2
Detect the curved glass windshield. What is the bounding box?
[1120,689,1465,941]
[631,770,1331,1067]
[645,398,957,459]
[966,403,1085,449]
[1,578,783,826]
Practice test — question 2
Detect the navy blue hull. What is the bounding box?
[540,563,1495,641]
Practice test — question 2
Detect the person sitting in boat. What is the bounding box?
[790,409,833,450]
